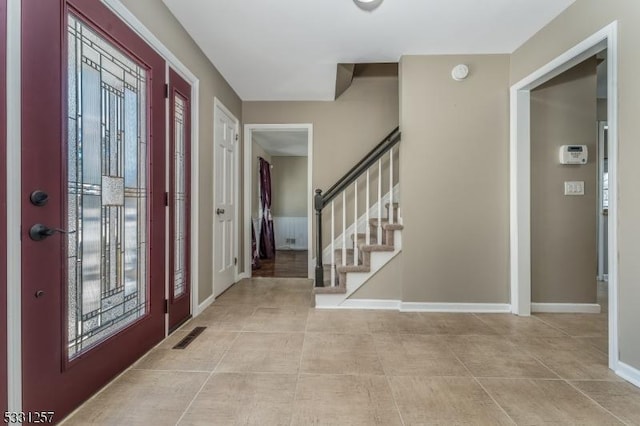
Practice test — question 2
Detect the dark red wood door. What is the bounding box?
[0,0,8,415]
[168,69,192,332]
[21,1,166,421]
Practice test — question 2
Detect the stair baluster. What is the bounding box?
[366,169,371,246]
[331,200,335,287]
[377,158,383,243]
[389,147,394,225]
[353,179,358,266]
[342,191,346,267]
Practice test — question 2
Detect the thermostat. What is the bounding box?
[559,145,588,165]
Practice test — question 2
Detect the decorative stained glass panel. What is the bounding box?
[173,95,187,298]
[67,14,148,359]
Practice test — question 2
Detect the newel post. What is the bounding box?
[314,189,324,287]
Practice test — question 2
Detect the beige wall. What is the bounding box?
[399,55,510,303]
[271,156,308,217]
[511,0,640,370]
[251,142,272,219]
[243,76,399,191]
[121,0,242,304]
[530,58,598,304]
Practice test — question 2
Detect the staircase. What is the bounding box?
[313,128,402,308]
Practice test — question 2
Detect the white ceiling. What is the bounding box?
[163,0,575,101]
[253,130,308,157]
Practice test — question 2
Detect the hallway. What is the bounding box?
[62,278,639,425]
[252,250,309,278]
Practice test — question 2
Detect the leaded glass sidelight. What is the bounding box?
[173,95,187,298]
[67,15,148,359]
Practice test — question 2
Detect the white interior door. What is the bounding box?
[213,102,237,296]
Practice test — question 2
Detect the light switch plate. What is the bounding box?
[564,181,585,196]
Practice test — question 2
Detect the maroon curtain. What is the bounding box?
[258,157,275,259]
[251,220,261,269]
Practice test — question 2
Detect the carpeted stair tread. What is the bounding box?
[359,244,394,252]
[336,264,370,273]
[383,223,404,231]
[351,233,379,244]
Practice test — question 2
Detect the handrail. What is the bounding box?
[321,127,400,207]
[314,127,401,287]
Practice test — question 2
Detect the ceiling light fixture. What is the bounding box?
[353,0,383,12]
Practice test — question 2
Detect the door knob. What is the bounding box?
[30,190,49,207]
[29,224,76,241]
[216,208,225,215]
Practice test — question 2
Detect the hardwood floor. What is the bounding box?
[252,250,309,278]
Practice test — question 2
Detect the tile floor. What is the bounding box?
[62,278,640,425]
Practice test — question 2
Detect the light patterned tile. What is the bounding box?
[216,332,304,373]
[242,307,309,332]
[301,333,384,375]
[374,334,469,376]
[480,378,624,425]
[134,330,237,372]
[178,373,296,426]
[62,370,208,426]
[572,380,640,425]
[291,374,402,425]
[475,313,566,337]
[389,376,514,425]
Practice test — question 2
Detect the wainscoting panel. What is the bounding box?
[273,217,308,250]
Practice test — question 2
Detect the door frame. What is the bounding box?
[167,68,192,332]
[242,124,314,280]
[212,97,240,299]
[101,0,202,318]
[6,0,22,414]
[597,120,608,282]
[509,22,619,370]
[0,0,7,415]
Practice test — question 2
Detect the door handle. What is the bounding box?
[216,208,225,215]
[29,224,76,241]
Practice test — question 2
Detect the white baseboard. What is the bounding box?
[531,303,601,314]
[236,272,249,281]
[617,361,640,389]
[317,299,511,313]
[335,299,401,310]
[194,293,215,316]
[400,302,512,313]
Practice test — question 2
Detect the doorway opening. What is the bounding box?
[243,125,313,279]
[510,22,619,372]
[529,54,606,315]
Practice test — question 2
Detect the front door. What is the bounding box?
[168,69,191,332]
[21,1,166,420]
[213,104,237,296]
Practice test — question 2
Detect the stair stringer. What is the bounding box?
[315,229,402,308]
